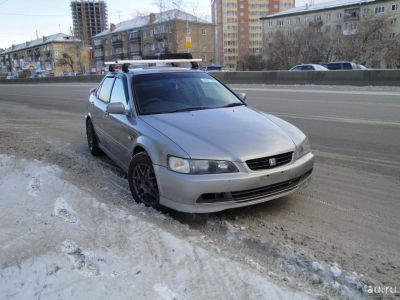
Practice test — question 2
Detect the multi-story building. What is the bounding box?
[212,0,295,69]
[0,33,83,77]
[261,0,400,48]
[71,0,108,45]
[92,9,215,70]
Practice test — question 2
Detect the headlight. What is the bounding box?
[168,156,238,174]
[296,138,311,159]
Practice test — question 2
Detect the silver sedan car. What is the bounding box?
[85,68,314,213]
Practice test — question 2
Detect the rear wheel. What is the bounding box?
[128,152,161,209]
[86,119,102,156]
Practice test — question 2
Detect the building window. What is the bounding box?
[392,4,398,11]
[375,6,385,14]
[336,12,342,19]
[276,20,284,27]
[268,21,273,26]
[390,18,397,25]
[326,13,331,21]
[296,17,301,24]
[314,15,321,21]
[288,19,292,25]
[389,32,396,39]
[363,8,369,17]
[201,29,206,35]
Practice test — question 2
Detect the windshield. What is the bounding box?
[133,72,243,115]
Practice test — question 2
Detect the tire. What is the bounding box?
[86,119,102,156]
[128,152,161,209]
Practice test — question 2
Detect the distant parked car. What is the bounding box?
[322,61,357,70]
[202,65,229,72]
[289,64,328,71]
[6,75,16,80]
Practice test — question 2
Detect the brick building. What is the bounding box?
[0,33,84,77]
[92,9,215,70]
[212,0,295,69]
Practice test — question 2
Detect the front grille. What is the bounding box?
[197,176,302,204]
[230,177,301,202]
[246,152,293,171]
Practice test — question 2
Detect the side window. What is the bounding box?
[98,77,115,102]
[343,63,352,70]
[110,78,128,106]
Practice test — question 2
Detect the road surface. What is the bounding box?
[0,83,399,297]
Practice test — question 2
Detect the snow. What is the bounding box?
[262,0,378,19]
[0,155,312,300]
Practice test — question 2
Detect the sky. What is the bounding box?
[0,0,332,49]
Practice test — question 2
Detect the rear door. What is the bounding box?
[91,76,115,151]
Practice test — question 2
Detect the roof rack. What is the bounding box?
[105,58,202,73]
[104,59,202,65]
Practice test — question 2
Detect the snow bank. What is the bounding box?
[0,155,313,300]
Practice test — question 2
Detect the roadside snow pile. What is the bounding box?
[222,220,372,299]
[0,155,313,300]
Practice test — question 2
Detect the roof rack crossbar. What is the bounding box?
[104,59,202,65]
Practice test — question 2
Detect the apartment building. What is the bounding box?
[261,0,400,43]
[92,10,215,70]
[0,33,83,77]
[71,0,108,45]
[212,0,295,69]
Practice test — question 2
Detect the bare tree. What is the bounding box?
[237,54,267,71]
[58,53,75,73]
[264,14,398,69]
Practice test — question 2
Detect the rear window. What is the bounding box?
[327,63,341,70]
[343,63,352,70]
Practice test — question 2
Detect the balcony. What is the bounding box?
[112,53,124,60]
[129,50,142,57]
[155,46,169,54]
[111,37,123,47]
[94,43,103,49]
[95,55,105,61]
[154,32,167,41]
[344,8,360,21]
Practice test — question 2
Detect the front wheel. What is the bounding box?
[128,152,161,209]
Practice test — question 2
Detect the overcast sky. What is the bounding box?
[0,0,333,49]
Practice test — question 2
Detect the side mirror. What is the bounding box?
[237,92,247,102]
[90,87,96,94]
[106,102,128,115]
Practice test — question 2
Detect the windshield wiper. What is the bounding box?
[220,103,245,108]
[167,106,210,113]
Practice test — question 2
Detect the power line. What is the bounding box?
[0,12,70,17]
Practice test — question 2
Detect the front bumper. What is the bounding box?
[154,152,314,213]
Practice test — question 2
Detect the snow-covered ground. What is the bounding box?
[0,155,313,300]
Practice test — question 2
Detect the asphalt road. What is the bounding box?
[0,82,399,292]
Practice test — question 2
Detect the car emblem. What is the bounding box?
[269,158,277,167]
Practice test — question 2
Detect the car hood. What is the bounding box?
[140,106,296,161]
